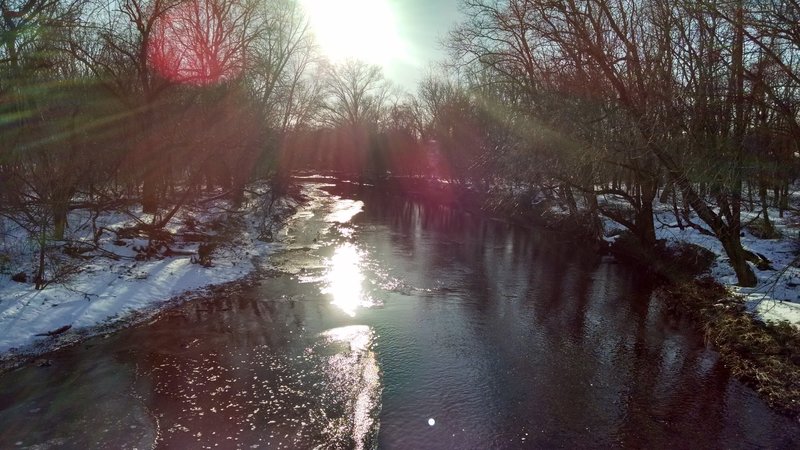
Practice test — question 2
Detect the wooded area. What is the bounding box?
[444,0,800,287]
[1,0,799,288]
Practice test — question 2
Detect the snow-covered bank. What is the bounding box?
[0,186,307,358]
[603,201,800,326]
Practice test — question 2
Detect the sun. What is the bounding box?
[300,0,407,67]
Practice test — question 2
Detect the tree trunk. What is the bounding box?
[142,176,159,214]
[759,180,774,236]
[561,183,578,217]
[721,231,758,287]
[583,190,603,241]
[53,202,68,241]
[658,182,672,204]
[672,189,684,230]
[726,0,755,287]
[230,179,246,209]
[779,183,789,218]
[637,201,657,247]
[35,224,47,290]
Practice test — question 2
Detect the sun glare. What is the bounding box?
[323,243,367,317]
[301,0,407,66]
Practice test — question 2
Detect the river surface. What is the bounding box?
[1,180,799,449]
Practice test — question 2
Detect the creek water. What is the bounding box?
[0,180,798,449]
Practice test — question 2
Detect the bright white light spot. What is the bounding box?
[428,418,435,426]
[323,243,366,316]
[322,325,371,352]
[325,199,363,223]
[300,0,408,66]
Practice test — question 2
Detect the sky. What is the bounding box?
[386,0,463,91]
[300,0,464,93]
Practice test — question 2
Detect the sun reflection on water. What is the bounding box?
[323,243,371,316]
[325,199,364,223]
[319,325,381,449]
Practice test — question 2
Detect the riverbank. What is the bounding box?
[479,181,800,325]
[348,176,800,308]
[0,184,307,369]
[659,279,800,419]
[496,185,800,420]
[367,176,800,420]
[2,175,799,420]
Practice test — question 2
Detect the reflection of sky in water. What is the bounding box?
[323,325,372,352]
[323,243,374,316]
[325,199,364,223]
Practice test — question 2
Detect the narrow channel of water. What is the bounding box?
[0,180,798,448]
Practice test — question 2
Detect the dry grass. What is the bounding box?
[659,278,800,418]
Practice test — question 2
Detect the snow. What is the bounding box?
[0,187,304,356]
[648,203,800,327]
[754,301,800,326]
[1,177,797,360]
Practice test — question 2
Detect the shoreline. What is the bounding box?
[658,278,800,421]
[0,186,307,372]
[0,269,267,373]
[342,176,800,421]
[2,177,798,421]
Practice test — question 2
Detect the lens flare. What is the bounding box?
[149,0,245,85]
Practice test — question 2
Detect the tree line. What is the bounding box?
[292,0,800,288]
[440,0,800,287]
[0,0,397,284]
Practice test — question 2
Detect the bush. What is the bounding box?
[747,218,782,239]
[662,242,716,277]
[193,242,216,267]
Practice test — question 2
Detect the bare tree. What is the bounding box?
[321,59,391,129]
[248,0,318,131]
[150,0,258,85]
[447,0,782,285]
[67,0,187,214]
